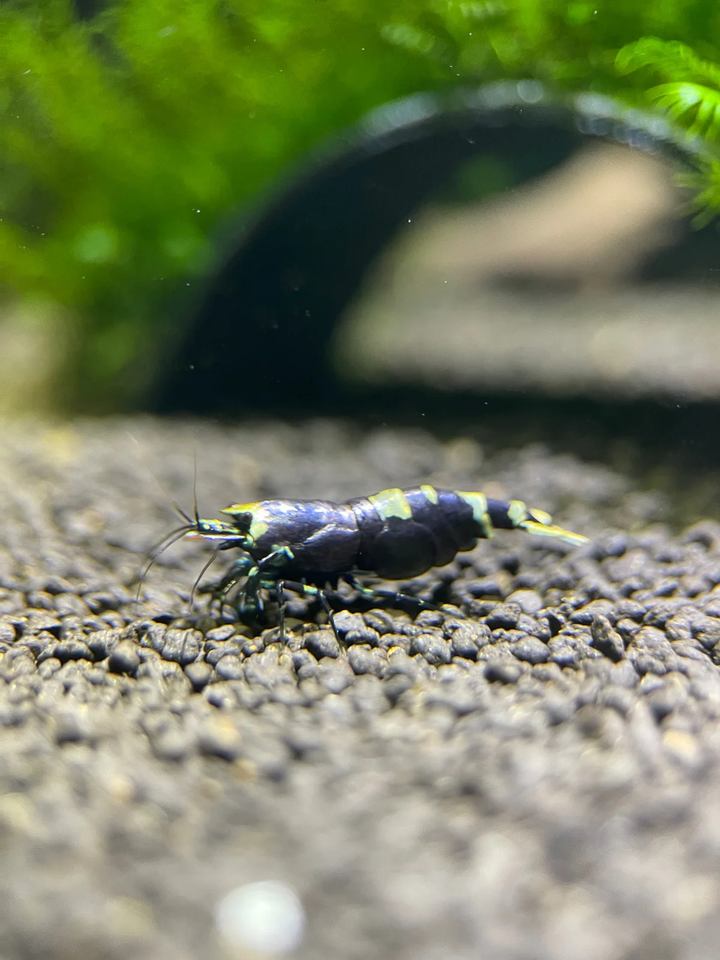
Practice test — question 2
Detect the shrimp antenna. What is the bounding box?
[193,451,200,528]
[134,523,195,610]
[127,430,194,526]
[173,504,194,526]
[189,547,221,611]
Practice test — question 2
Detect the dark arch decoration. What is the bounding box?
[153,84,702,417]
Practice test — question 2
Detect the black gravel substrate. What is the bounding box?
[1,417,720,959]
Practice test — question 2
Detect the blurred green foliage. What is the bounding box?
[0,0,719,409]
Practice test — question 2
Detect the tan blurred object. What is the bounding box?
[336,285,720,399]
[334,142,720,400]
[387,141,680,289]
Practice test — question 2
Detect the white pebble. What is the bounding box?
[215,880,306,956]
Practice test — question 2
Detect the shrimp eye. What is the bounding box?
[229,511,253,532]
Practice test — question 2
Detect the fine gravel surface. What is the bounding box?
[2,417,720,959]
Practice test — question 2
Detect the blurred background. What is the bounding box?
[2,1,720,497]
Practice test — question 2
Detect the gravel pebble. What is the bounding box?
[317,658,355,694]
[303,630,341,660]
[409,633,452,665]
[484,659,524,684]
[363,609,396,634]
[505,589,544,614]
[160,628,203,665]
[347,645,385,676]
[484,603,521,630]
[24,612,62,636]
[205,624,238,643]
[184,661,214,691]
[448,623,489,660]
[511,636,550,664]
[53,638,93,663]
[590,614,626,662]
[383,672,415,703]
[198,714,244,760]
[85,628,121,660]
[108,640,141,676]
[204,639,243,665]
[215,655,245,681]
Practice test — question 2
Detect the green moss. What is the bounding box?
[0,0,718,410]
